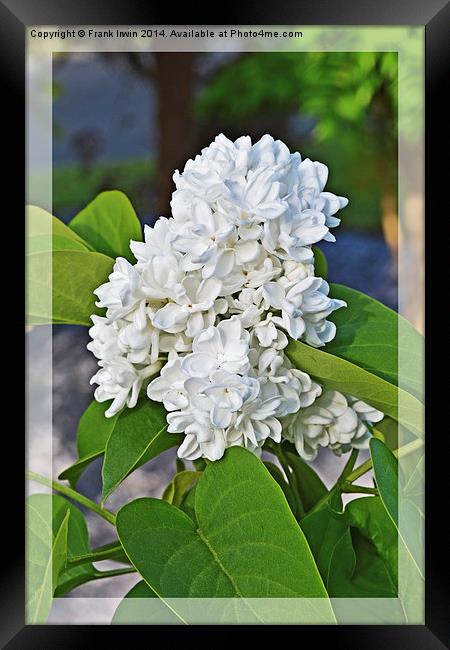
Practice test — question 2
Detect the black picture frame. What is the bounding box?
[7,0,448,646]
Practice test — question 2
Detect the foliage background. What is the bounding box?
[46,51,399,602]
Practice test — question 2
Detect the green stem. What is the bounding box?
[305,450,358,517]
[306,439,423,516]
[342,483,379,496]
[26,469,116,526]
[344,458,373,483]
[67,542,126,568]
[345,438,423,484]
[306,485,338,517]
[272,443,305,517]
[339,449,359,482]
[93,567,136,579]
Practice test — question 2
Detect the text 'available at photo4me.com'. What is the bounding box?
[29,27,304,41]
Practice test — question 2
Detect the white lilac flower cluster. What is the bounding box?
[88,134,383,461]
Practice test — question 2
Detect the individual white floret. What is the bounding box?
[151,274,222,338]
[181,317,251,377]
[91,357,161,418]
[94,257,145,322]
[282,390,384,461]
[87,315,121,361]
[260,277,346,345]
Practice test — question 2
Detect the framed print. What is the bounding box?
[2,0,447,645]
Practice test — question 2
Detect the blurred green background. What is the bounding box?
[53,51,398,308]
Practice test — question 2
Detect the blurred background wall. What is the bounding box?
[48,51,399,599]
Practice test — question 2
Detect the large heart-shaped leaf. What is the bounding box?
[327,284,423,401]
[26,495,70,623]
[59,401,120,486]
[27,250,114,326]
[102,397,181,504]
[69,191,142,262]
[285,338,423,437]
[117,448,329,619]
[370,438,398,525]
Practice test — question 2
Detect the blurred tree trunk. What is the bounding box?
[399,139,424,333]
[154,53,196,216]
[372,81,398,265]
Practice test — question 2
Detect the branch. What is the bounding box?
[342,484,379,496]
[26,470,116,526]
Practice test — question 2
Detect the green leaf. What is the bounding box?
[59,401,120,486]
[327,284,424,401]
[26,495,69,623]
[52,511,70,589]
[346,497,398,586]
[28,495,138,598]
[300,499,347,583]
[69,191,142,262]
[285,450,328,512]
[27,494,97,599]
[372,416,398,450]
[27,250,114,326]
[27,205,94,253]
[312,245,327,279]
[263,460,298,516]
[162,470,202,507]
[401,452,424,572]
[112,581,183,624]
[102,397,182,504]
[327,526,397,598]
[28,233,89,254]
[117,448,329,615]
[370,438,398,525]
[178,483,197,521]
[51,496,96,596]
[285,337,423,437]
[329,496,398,598]
[369,440,424,616]
[301,495,400,599]
[303,496,398,599]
